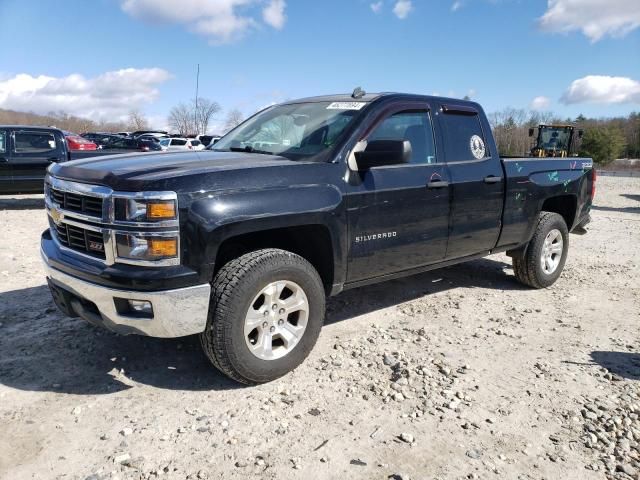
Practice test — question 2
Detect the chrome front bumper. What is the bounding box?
[42,252,211,338]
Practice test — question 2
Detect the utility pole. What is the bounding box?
[194,63,200,135]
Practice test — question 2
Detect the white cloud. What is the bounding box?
[561,75,640,104]
[120,0,287,44]
[451,1,464,12]
[539,0,640,42]
[530,96,551,110]
[370,1,383,13]
[0,68,171,119]
[263,0,286,29]
[393,0,413,19]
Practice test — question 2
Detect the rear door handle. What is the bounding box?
[427,180,449,189]
[484,175,503,184]
[0,157,8,162]
[47,157,60,163]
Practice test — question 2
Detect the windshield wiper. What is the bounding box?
[229,146,275,155]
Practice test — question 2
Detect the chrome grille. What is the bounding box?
[50,219,106,260]
[50,187,103,217]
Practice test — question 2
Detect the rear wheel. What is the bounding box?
[513,212,569,289]
[200,248,325,385]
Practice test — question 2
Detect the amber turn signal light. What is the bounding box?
[148,238,178,257]
[147,201,176,220]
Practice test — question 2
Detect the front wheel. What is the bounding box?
[200,248,325,385]
[513,212,569,289]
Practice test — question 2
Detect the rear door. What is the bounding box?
[10,129,65,192]
[0,129,10,192]
[437,105,504,259]
[346,102,451,283]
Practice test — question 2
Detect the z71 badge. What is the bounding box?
[355,231,397,243]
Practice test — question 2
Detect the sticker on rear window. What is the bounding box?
[470,135,486,159]
[326,102,367,110]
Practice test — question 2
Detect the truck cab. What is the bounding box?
[0,126,68,194]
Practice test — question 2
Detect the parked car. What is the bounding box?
[197,134,221,147]
[64,132,97,151]
[81,132,122,148]
[41,92,595,385]
[158,137,203,151]
[131,130,168,139]
[102,137,163,152]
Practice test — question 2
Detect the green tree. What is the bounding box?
[579,126,626,165]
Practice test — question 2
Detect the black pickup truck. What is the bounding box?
[40,92,594,384]
[0,126,160,194]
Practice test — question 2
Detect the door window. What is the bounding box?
[171,139,187,146]
[14,131,57,153]
[0,131,6,153]
[440,112,489,162]
[368,110,436,164]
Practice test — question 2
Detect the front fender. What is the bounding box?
[182,184,346,285]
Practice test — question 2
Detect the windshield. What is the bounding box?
[539,126,571,151]
[211,101,366,161]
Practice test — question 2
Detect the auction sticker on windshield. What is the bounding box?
[326,102,367,110]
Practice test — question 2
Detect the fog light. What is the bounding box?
[128,299,153,317]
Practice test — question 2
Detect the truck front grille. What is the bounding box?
[50,219,106,260]
[51,187,103,218]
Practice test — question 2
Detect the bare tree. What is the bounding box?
[224,108,244,132]
[127,110,149,131]
[193,98,221,135]
[168,98,221,136]
[168,103,193,136]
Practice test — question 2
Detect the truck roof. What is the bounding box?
[0,125,64,131]
[281,92,482,108]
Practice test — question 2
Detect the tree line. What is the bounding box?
[489,108,640,164]
[0,97,245,137]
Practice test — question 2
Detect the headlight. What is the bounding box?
[115,234,178,262]
[120,199,177,222]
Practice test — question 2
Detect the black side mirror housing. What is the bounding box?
[578,129,584,138]
[528,128,535,137]
[355,140,412,169]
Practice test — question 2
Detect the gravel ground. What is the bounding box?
[0,176,638,480]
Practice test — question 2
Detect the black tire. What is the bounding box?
[513,212,569,289]
[200,248,325,385]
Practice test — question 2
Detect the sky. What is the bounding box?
[0,0,639,133]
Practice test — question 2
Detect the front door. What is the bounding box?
[11,129,65,192]
[346,105,451,283]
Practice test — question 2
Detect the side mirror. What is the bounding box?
[578,129,584,138]
[528,128,535,137]
[354,140,412,169]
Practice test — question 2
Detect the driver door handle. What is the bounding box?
[484,175,503,184]
[0,157,8,163]
[427,180,449,189]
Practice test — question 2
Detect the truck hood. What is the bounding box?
[49,151,301,188]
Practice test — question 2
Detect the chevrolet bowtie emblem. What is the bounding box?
[50,206,64,225]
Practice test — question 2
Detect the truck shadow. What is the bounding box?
[590,351,640,381]
[0,195,45,210]
[0,257,518,395]
[591,192,640,214]
[326,257,521,324]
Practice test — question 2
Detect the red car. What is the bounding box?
[64,132,97,151]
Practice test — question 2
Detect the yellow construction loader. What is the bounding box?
[529,124,583,158]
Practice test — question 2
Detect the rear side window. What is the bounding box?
[14,131,57,153]
[191,140,201,146]
[0,131,6,153]
[171,139,187,146]
[368,110,436,164]
[440,112,489,162]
